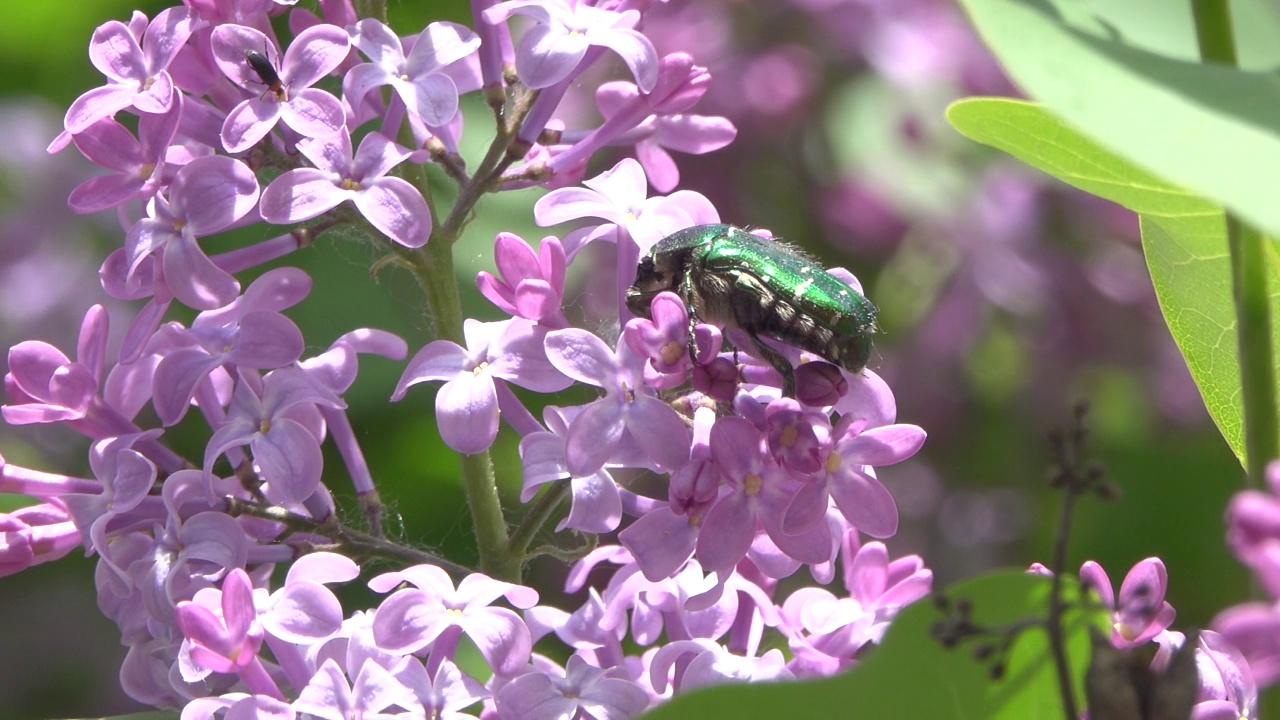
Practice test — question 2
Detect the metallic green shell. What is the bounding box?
[627,224,878,380]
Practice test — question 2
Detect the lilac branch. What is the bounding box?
[223,495,474,578]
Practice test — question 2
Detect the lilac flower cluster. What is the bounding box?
[1,0,934,716]
[1210,460,1280,696]
[1031,558,1257,717]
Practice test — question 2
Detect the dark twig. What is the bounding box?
[224,496,475,579]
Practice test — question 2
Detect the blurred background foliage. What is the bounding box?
[0,0,1250,718]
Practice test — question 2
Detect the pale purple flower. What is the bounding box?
[483,0,658,92]
[1080,558,1176,649]
[586,551,773,644]
[784,416,925,539]
[564,54,735,192]
[831,368,898,429]
[518,406,624,534]
[3,305,110,427]
[0,502,80,577]
[1225,460,1280,598]
[293,658,417,720]
[476,233,569,328]
[697,416,831,573]
[763,398,830,475]
[543,328,690,477]
[1212,603,1280,688]
[150,268,309,425]
[62,433,160,589]
[126,155,261,310]
[203,368,345,505]
[534,157,719,258]
[260,552,359,643]
[68,96,183,213]
[369,565,538,677]
[781,538,930,676]
[259,130,431,248]
[648,640,792,694]
[618,407,718,581]
[393,659,488,720]
[623,292,704,390]
[345,19,481,126]
[394,319,571,455]
[496,654,650,720]
[525,589,625,666]
[61,8,196,136]
[138,510,251,616]
[1193,631,1258,719]
[210,23,350,153]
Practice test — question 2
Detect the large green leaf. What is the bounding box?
[946,97,1280,462]
[639,571,1105,720]
[954,0,1280,237]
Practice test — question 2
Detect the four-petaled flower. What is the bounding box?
[346,19,481,127]
[543,328,690,477]
[61,8,196,137]
[484,0,659,92]
[260,129,432,248]
[394,319,571,455]
[210,23,350,153]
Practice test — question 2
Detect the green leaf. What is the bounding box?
[946,96,1280,462]
[946,98,1216,217]
[945,98,1245,458]
[953,0,1280,237]
[639,571,1106,720]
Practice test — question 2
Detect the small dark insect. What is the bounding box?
[245,49,286,101]
[626,224,878,396]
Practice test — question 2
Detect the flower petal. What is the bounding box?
[436,374,499,455]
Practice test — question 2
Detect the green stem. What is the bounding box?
[394,229,513,579]
[1191,0,1237,65]
[1229,218,1279,485]
[383,86,549,581]
[1191,0,1278,485]
[508,481,572,557]
[354,0,387,23]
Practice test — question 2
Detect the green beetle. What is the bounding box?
[625,224,877,394]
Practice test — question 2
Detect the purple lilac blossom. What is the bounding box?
[60,8,196,139]
[1079,558,1176,650]
[68,98,184,213]
[476,233,569,328]
[394,318,571,455]
[1213,460,1280,689]
[210,23,350,153]
[483,0,659,93]
[345,19,481,127]
[203,367,345,505]
[543,327,690,477]
[259,129,432,247]
[0,1,960,717]
[125,154,260,310]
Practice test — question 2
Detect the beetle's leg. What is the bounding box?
[728,274,796,396]
[680,264,702,364]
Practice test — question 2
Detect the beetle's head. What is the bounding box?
[626,251,685,318]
